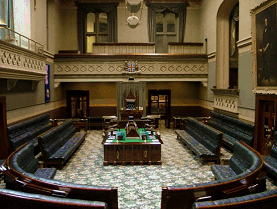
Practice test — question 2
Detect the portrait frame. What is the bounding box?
[252,0,277,93]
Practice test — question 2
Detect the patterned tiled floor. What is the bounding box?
[54,128,215,208]
[53,128,277,208]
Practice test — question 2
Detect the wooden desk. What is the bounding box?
[120,110,143,120]
[104,142,161,166]
[103,128,162,165]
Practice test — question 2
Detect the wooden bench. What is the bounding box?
[38,119,86,168]
[7,113,53,152]
[8,142,56,181]
[175,117,223,164]
[0,188,107,209]
[207,111,254,151]
[211,141,266,182]
[4,142,119,209]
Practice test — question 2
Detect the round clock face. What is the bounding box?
[127,15,139,26]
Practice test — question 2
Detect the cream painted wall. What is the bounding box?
[30,0,47,47]
[117,2,149,43]
[58,2,203,46]
[60,9,78,50]
[184,8,202,42]
[199,0,223,54]
[239,0,267,40]
[48,0,63,54]
[62,82,117,106]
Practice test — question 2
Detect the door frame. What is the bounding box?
[66,90,90,118]
[254,94,277,155]
[148,89,171,128]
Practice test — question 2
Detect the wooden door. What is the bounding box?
[148,89,171,128]
[66,90,89,118]
[255,94,277,155]
[260,101,275,155]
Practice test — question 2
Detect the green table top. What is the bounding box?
[106,128,159,143]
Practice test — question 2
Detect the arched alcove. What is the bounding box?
[216,0,239,89]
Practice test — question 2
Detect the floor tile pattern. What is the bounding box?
[54,128,215,208]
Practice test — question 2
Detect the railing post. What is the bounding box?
[19,34,21,47]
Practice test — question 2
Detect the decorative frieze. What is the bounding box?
[0,40,46,80]
[211,88,240,114]
[54,62,208,75]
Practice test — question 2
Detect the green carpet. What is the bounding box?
[52,128,276,209]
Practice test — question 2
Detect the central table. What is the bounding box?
[103,128,162,165]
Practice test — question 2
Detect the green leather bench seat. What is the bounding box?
[8,142,56,179]
[7,114,53,152]
[0,188,107,209]
[175,117,222,165]
[38,119,86,168]
[192,189,277,208]
[208,111,254,151]
[211,141,259,180]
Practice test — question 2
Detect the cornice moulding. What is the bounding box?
[237,36,252,49]
[211,88,240,96]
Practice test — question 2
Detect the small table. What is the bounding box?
[73,119,88,132]
[146,115,161,128]
[173,116,187,129]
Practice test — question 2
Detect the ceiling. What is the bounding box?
[56,0,203,9]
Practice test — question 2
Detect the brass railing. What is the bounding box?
[0,27,44,54]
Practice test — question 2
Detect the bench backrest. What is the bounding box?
[229,140,259,175]
[38,120,76,160]
[192,189,277,209]
[185,117,222,154]
[8,142,38,174]
[208,112,254,146]
[0,188,107,209]
[7,113,52,151]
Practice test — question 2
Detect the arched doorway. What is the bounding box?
[216,0,239,89]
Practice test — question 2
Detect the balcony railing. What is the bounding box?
[0,27,44,54]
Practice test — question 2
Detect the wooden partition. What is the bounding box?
[0,96,11,158]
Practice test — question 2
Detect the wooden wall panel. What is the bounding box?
[89,106,117,117]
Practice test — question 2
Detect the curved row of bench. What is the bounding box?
[3,141,118,208]
[2,114,276,208]
[2,117,119,209]
[161,140,266,208]
[0,188,107,209]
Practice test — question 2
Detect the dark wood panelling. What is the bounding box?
[146,105,211,122]
[170,106,211,120]
[93,43,155,46]
[0,96,11,158]
[89,106,117,117]
[48,106,67,119]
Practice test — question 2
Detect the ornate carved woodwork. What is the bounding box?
[255,94,277,155]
